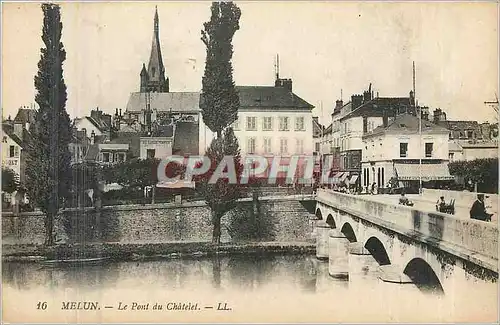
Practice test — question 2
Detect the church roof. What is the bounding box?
[126,92,200,113]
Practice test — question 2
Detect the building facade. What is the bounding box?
[361,114,453,192]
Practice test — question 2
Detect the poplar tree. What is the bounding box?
[200,1,241,138]
[26,3,72,246]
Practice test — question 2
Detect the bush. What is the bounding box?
[449,158,498,193]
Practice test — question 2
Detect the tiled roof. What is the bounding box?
[109,132,141,158]
[365,114,449,138]
[235,86,314,110]
[435,120,480,131]
[152,124,174,138]
[341,97,413,121]
[173,122,199,155]
[323,124,332,135]
[84,144,100,162]
[126,92,200,113]
[13,109,36,124]
[312,118,324,137]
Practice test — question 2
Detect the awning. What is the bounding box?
[394,163,454,181]
[157,180,196,189]
[348,175,359,185]
[339,173,349,183]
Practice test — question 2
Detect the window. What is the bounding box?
[263,117,273,131]
[280,139,288,154]
[116,153,125,163]
[449,132,453,139]
[103,152,110,162]
[449,153,454,162]
[246,117,257,130]
[247,137,256,154]
[399,143,408,157]
[9,145,15,158]
[296,139,304,153]
[232,118,240,130]
[279,117,289,131]
[2,136,7,143]
[264,138,272,153]
[315,142,320,152]
[295,117,305,131]
[467,130,473,139]
[425,142,433,158]
[147,149,156,159]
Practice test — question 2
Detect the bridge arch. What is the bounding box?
[364,236,391,265]
[403,258,444,295]
[326,214,336,228]
[340,222,357,242]
[315,208,323,220]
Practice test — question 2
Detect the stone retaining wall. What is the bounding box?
[2,198,315,245]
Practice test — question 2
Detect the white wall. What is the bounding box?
[462,147,498,161]
[1,130,21,177]
[140,138,172,159]
[363,133,449,161]
[199,110,313,157]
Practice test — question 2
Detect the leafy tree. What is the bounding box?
[2,168,19,194]
[449,158,498,193]
[200,1,241,138]
[25,3,72,246]
[195,128,244,244]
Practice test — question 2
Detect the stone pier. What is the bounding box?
[328,229,349,279]
[315,220,330,260]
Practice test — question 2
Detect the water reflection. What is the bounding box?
[2,255,497,323]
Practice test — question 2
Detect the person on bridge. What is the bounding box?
[436,196,446,212]
[470,194,493,222]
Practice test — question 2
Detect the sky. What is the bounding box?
[1,1,499,125]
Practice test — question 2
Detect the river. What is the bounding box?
[2,254,496,323]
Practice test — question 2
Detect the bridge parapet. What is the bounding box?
[316,189,498,271]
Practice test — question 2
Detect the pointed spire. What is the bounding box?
[154,6,159,35]
[145,6,168,91]
[140,63,147,76]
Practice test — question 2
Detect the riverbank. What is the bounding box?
[2,241,316,262]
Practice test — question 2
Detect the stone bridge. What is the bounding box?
[313,188,498,300]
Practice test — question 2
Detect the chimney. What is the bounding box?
[382,109,388,127]
[119,109,122,117]
[90,130,95,144]
[335,100,343,110]
[115,108,119,116]
[409,90,415,107]
[275,78,293,92]
[351,95,363,109]
[363,90,372,102]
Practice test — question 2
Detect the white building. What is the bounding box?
[448,140,498,162]
[1,128,23,180]
[200,80,315,160]
[361,113,453,192]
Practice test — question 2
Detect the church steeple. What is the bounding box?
[140,6,169,93]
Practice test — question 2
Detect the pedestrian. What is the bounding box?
[436,196,446,212]
[470,194,493,221]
